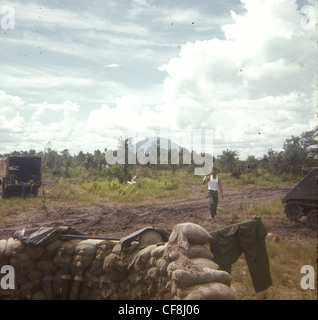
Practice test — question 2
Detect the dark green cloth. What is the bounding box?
[209,217,272,293]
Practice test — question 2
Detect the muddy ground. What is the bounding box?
[0,181,316,243]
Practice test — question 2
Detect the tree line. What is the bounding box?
[1,128,317,181]
[215,128,317,178]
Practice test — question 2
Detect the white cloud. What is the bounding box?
[105,64,121,68]
[0,0,316,159]
[155,0,317,157]
[30,101,79,122]
[0,90,25,116]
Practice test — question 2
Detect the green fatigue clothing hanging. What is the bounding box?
[209,217,272,293]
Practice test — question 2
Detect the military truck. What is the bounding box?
[0,156,42,199]
[282,167,317,230]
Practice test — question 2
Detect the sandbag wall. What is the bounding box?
[0,223,235,300]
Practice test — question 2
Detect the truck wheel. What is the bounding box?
[284,201,303,221]
[306,209,317,231]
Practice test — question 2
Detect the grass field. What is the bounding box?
[231,241,317,300]
[0,169,316,300]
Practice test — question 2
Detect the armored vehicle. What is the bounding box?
[0,156,42,199]
[282,168,317,230]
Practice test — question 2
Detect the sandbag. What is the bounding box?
[138,230,164,249]
[166,247,181,261]
[25,245,44,260]
[183,282,235,300]
[58,240,81,255]
[36,259,57,274]
[103,253,128,282]
[85,271,101,289]
[20,281,34,300]
[186,244,214,260]
[9,253,35,273]
[27,269,43,285]
[96,241,115,256]
[89,258,106,276]
[120,227,170,249]
[73,254,94,269]
[75,239,105,256]
[168,223,212,250]
[145,267,159,282]
[5,238,24,257]
[147,256,156,268]
[51,240,79,268]
[90,243,114,276]
[128,282,143,300]
[167,261,178,276]
[172,267,232,288]
[150,243,167,259]
[190,258,219,270]
[156,257,169,276]
[53,252,74,268]
[129,244,157,270]
[45,240,63,256]
[0,239,7,259]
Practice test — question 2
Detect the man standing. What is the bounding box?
[203,167,224,219]
[21,179,35,199]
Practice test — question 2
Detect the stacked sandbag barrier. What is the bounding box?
[0,236,116,300]
[0,223,235,300]
[161,223,234,300]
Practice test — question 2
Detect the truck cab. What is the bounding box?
[0,156,42,198]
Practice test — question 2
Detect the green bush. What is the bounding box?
[83,164,131,183]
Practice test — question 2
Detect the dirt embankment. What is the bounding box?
[0,183,316,243]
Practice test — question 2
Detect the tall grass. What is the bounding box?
[0,197,43,219]
[81,176,189,202]
[46,168,299,204]
[78,168,205,202]
[232,241,317,300]
[226,199,284,224]
[220,172,299,185]
[224,198,317,300]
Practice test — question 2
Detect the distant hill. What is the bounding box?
[135,136,182,154]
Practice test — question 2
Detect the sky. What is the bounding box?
[0,0,317,160]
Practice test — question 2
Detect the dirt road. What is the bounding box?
[0,183,316,243]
